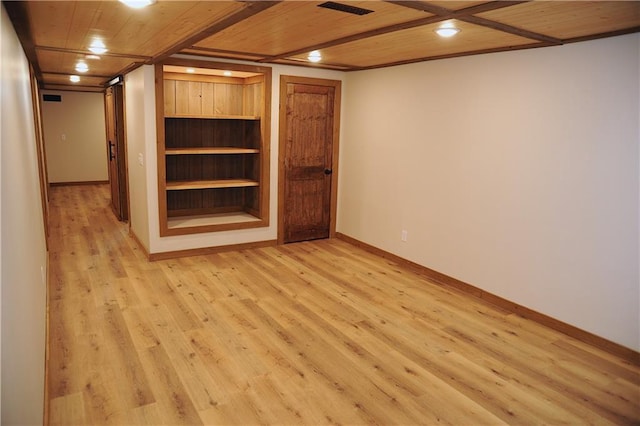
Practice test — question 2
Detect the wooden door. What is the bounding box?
[279,76,341,243]
[105,85,128,221]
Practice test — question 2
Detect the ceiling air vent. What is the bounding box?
[317,1,374,16]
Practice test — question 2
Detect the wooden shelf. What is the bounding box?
[167,211,261,229]
[165,114,260,120]
[166,147,259,155]
[166,179,259,190]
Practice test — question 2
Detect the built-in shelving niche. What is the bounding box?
[155,60,272,236]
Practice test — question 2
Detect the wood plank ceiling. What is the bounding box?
[4,0,640,92]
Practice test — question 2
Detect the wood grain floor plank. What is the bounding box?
[81,370,131,425]
[48,297,94,399]
[46,184,640,425]
[551,338,640,384]
[144,304,226,411]
[101,303,155,408]
[48,392,87,426]
[128,402,164,425]
[121,306,161,350]
[138,344,203,425]
[197,388,270,425]
[185,327,255,396]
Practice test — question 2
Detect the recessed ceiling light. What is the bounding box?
[308,50,322,63]
[75,62,89,73]
[118,0,155,8]
[70,75,80,83]
[186,68,196,73]
[223,71,232,77]
[88,39,108,55]
[435,22,461,38]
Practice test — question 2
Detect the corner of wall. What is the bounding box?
[143,65,160,254]
[124,66,152,253]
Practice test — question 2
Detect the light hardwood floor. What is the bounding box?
[47,184,639,425]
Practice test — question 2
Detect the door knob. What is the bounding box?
[324,168,332,175]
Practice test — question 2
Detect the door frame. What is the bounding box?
[29,64,50,249]
[278,75,342,245]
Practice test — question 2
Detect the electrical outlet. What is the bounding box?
[401,230,408,242]
[61,134,66,141]
[138,153,144,166]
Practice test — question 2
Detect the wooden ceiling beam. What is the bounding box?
[258,14,445,63]
[42,71,112,79]
[42,84,105,93]
[387,0,527,17]
[181,46,266,60]
[273,56,353,70]
[455,1,529,16]
[384,0,453,16]
[352,41,552,71]
[36,45,151,61]
[563,26,640,44]
[150,1,281,64]
[460,15,562,44]
[392,0,562,45]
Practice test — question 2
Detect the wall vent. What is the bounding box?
[43,94,62,102]
[317,2,374,16]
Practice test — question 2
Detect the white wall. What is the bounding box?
[126,59,345,254]
[41,90,108,183]
[339,34,640,351]
[0,5,48,424]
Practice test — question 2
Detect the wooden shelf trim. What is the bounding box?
[166,179,259,190]
[165,114,260,120]
[166,147,259,155]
